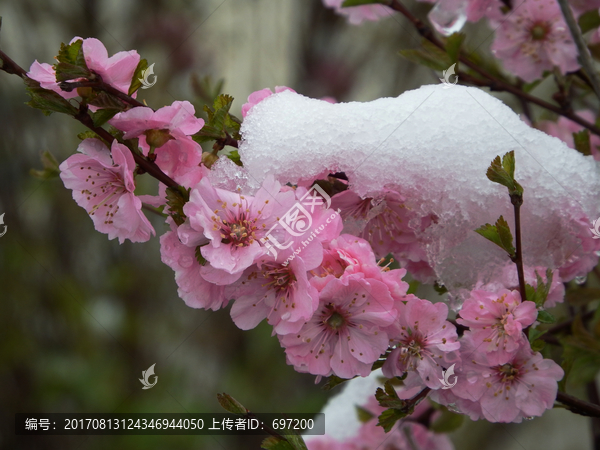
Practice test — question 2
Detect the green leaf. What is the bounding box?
[579,9,600,34]
[525,284,537,305]
[342,0,385,6]
[528,327,548,343]
[501,150,515,179]
[399,40,452,72]
[56,39,86,66]
[474,215,515,257]
[485,151,523,196]
[216,393,248,414]
[85,90,128,109]
[429,408,464,433]
[531,339,546,352]
[377,408,409,433]
[560,316,600,387]
[356,405,375,423]
[537,310,556,324]
[194,93,240,144]
[445,33,465,63]
[165,186,190,226]
[284,433,308,450]
[227,149,243,166]
[261,437,294,450]
[54,39,91,82]
[77,130,101,140]
[128,59,149,96]
[375,381,406,409]
[24,78,79,116]
[322,375,352,391]
[522,79,542,93]
[573,129,591,156]
[30,150,60,179]
[90,108,120,127]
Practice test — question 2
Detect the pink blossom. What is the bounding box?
[228,254,320,334]
[457,289,537,365]
[28,37,140,98]
[322,0,394,25]
[160,219,227,311]
[27,61,78,99]
[558,212,600,282]
[280,276,397,378]
[466,0,503,22]
[477,262,565,308]
[490,0,580,82]
[79,37,140,94]
[241,86,295,118]
[455,335,562,422]
[332,189,435,282]
[270,184,344,264]
[382,298,460,390]
[309,234,412,306]
[59,138,154,243]
[109,101,205,184]
[536,110,600,161]
[182,176,295,279]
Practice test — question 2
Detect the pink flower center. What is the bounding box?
[341,197,373,220]
[530,22,549,41]
[214,197,263,247]
[497,363,520,383]
[81,167,127,225]
[327,312,345,330]
[321,304,349,333]
[261,263,296,293]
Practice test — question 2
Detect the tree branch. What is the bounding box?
[556,0,600,102]
[60,79,147,108]
[510,193,527,302]
[74,107,179,188]
[0,48,180,189]
[0,49,27,78]
[386,0,600,138]
[557,391,600,417]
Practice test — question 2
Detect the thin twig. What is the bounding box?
[0,49,180,189]
[556,0,600,102]
[510,193,527,301]
[557,391,600,417]
[60,79,147,108]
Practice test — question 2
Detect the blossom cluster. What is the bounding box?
[24,31,595,446]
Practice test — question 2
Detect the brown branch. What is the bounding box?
[510,193,527,302]
[60,79,147,108]
[0,48,180,189]
[556,0,600,102]
[386,0,600,137]
[557,391,600,417]
[0,49,27,77]
[74,107,179,188]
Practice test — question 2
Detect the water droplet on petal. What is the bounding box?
[446,403,461,414]
[575,275,587,285]
[595,250,600,257]
[428,0,468,36]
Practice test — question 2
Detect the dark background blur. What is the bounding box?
[0,0,594,449]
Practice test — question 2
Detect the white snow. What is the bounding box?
[239,85,600,300]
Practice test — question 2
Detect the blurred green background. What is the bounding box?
[0,0,597,449]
